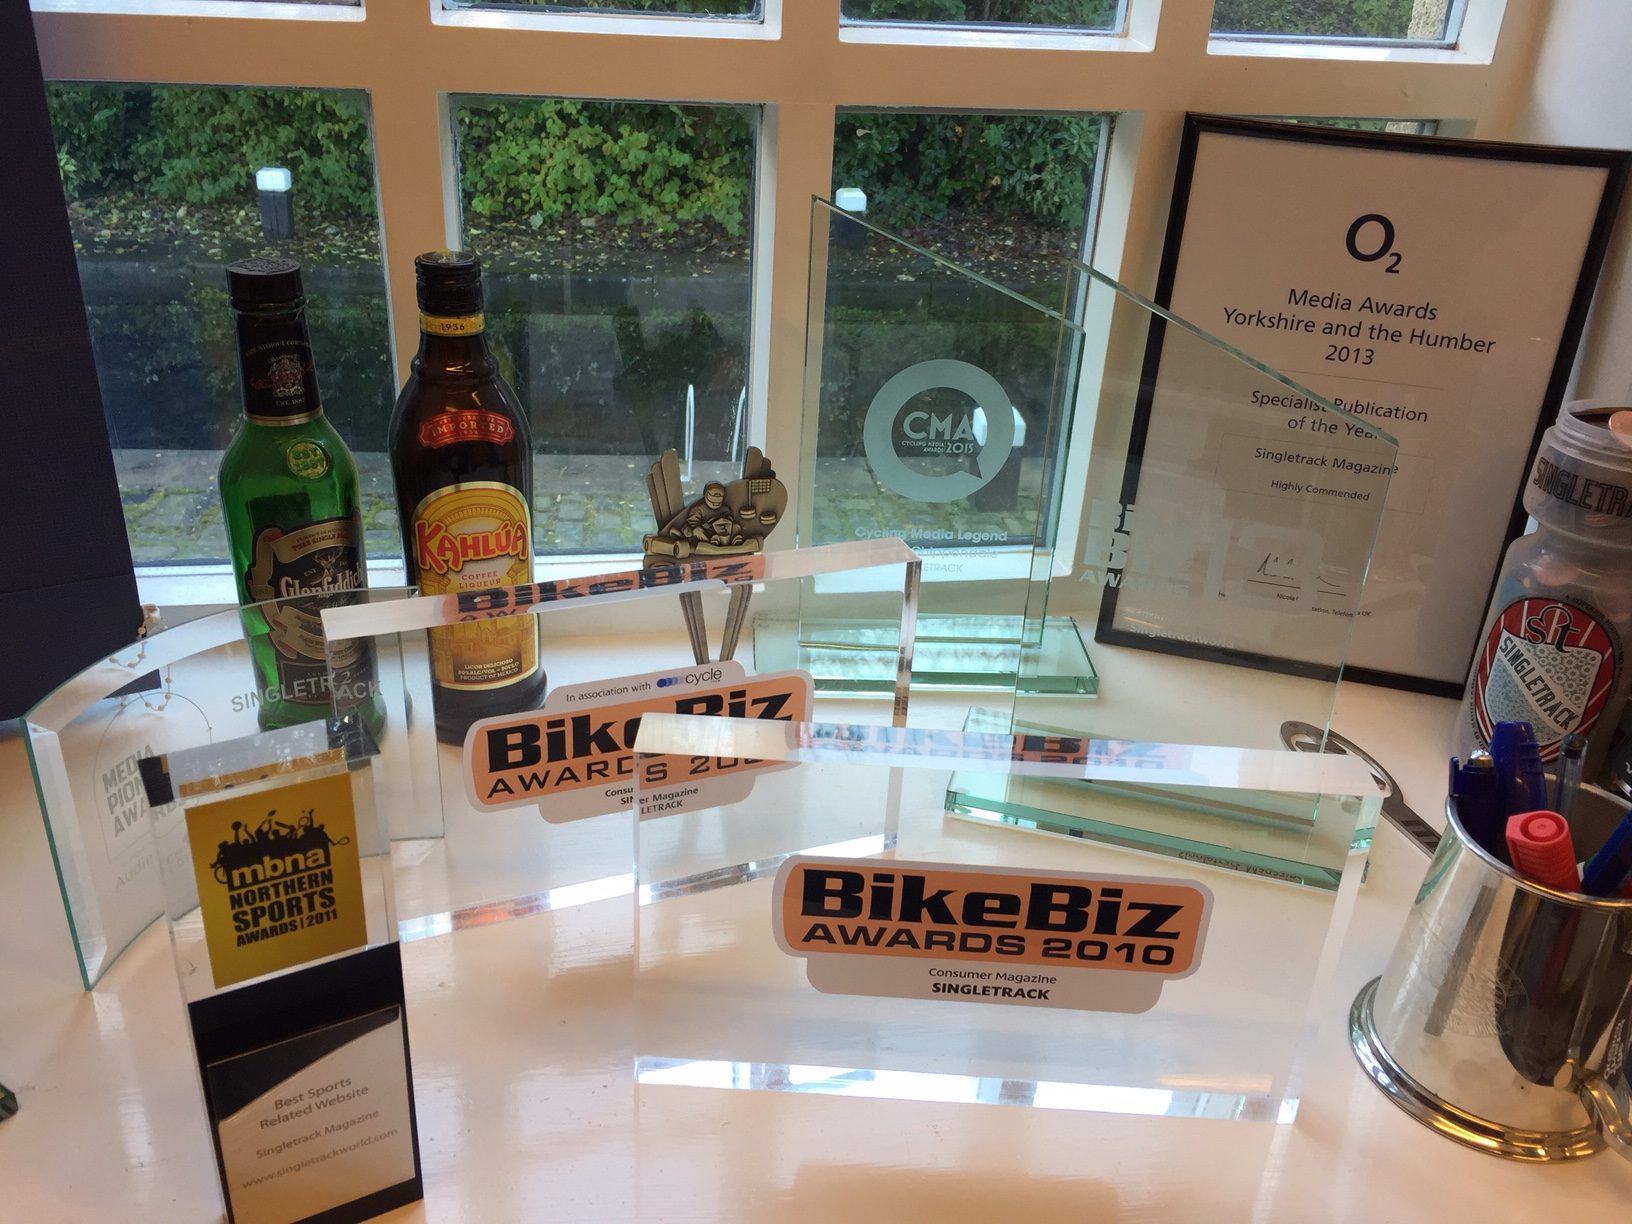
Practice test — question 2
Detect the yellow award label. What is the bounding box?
[411,481,539,690]
[186,771,368,989]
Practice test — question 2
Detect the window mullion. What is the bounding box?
[369,78,459,388]
[759,99,837,547]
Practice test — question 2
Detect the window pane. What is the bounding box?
[1211,0,1459,42]
[841,0,1119,31]
[449,1,759,15]
[827,110,1107,548]
[833,110,1102,295]
[452,97,757,555]
[46,83,394,567]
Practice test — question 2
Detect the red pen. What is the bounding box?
[1506,810,1581,892]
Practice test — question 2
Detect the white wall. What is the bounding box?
[1513,0,1632,399]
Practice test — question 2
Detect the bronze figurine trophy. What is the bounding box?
[643,448,786,664]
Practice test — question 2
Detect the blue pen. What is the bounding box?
[1581,809,1632,896]
[1491,721,1549,819]
[1553,733,1588,826]
[1453,751,1507,864]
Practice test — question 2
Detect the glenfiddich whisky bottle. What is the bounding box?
[388,250,544,744]
[220,257,380,734]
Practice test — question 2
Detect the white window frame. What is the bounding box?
[30,0,1532,613]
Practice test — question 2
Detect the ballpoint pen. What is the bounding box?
[1581,807,1632,897]
[1452,750,1506,864]
[1553,732,1588,826]
[1491,720,1548,819]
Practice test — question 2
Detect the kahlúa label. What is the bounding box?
[464,661,813,823]
[411,481,538,690]
[774,856,1211,1014]
[1471,596,1619,761]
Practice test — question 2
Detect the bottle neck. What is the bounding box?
[413,312,494,375]
[235,304,324,426]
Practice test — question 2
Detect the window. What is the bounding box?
[45,83,393,567]
[452,96,757,553]
[1211,0,1462,43]
[29,0,1523,605]
[841,1,1120,32]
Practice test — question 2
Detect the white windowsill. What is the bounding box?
[30,0,365,21]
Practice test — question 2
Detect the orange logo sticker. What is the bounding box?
[464,662,813,823]
[773,857,1212,1013]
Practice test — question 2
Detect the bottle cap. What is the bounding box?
[227,256,304,309]
[416,250,484,317]
[1506,810,1581,892]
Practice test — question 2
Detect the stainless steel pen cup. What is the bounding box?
[1351,786,1632,1161]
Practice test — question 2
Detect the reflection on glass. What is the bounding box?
[45,83,393,566]
[1268,116,1440,136]
[841,0,1118,31]
[1211,0,1458,42]
[451,0,759,15]
[833,110,1105,296]
[452,97,757,554]
[819,110,1106,565]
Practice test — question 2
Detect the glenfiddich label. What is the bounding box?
[241,335,321,422]
[412,481,538,690]
[246,516,367,707]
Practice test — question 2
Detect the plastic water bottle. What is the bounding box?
[1455,400,1632,781]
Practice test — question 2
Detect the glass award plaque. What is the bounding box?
[946,261,1401,876]
[633,714,1380,1122]
[23,588,416,987]
[27,540,919,985]
[758,197,1094,695]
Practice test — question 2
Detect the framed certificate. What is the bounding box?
[1100,115,1628,694]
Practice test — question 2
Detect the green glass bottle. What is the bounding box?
[219,257,381,735]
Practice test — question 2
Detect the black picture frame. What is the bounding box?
[1096,114,1629,695]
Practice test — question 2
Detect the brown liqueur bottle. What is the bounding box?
[388,251,544,743]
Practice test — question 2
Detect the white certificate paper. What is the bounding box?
[1127,118,1624,690]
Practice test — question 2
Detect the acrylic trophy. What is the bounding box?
[633,713,1380,1138]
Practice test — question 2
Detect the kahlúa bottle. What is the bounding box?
[1456,401,1632,779]
[388,250,544,744]
[219,256,381,734]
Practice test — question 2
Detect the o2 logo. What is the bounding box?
[1346,213,1402,274]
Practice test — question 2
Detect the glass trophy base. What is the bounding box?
[752,615,1097,694]
[945,708,1345,891]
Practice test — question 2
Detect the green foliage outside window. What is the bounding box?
[1211,0,1427,39]
[834,112,1101,230]
[49,85,375,214]
[454,100,755,234]
[842,0,1116,25]
[49,84,1102,235]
